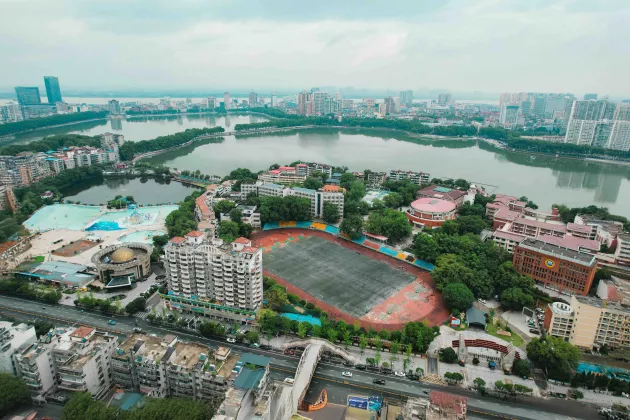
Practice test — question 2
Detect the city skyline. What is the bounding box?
[1,1,629,95]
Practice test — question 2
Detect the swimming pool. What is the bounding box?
[577,362,630,379]
[119,230,167,244]
[280,313,322,326]
[363,189,391,206]
[23,204,102,232]
[85,205,179,231]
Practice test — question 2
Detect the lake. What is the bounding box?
[144,128,630,215]
[62,177,201,205]
[10,114,268,144]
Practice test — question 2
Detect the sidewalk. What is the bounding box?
[547,382,630,407]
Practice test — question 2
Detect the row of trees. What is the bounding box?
[118,126,225,161]
[0,111,107,136]
[554,204,629,232]
[62,392,215,420]
[0,278,62,302]
[0,134,101,156]
[258,195,312,225]
[75,293,125,314]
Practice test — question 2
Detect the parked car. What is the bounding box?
[283,378,294,384]
[249,343,260,348]
[342,371,352,378]
[373,379,386,385]
[226,337,236,343]
[343,361,354,367]
[132,327,143,333]
[108,320,116,325]
[394,371,406,377]
[259,344,272,350]
[529,329,541,335]
[355,364,366,370]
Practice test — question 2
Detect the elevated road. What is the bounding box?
[0,295,596,419]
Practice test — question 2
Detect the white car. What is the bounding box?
[478,298,487,305]
[283,378,295,384]
[226,337,236,343]
[342,371,352,378]
[394,371,406,377]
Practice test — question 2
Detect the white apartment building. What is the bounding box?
[13,330,60,398]
[258,171,306,185]
[242,182,345,219]
[544,295,630,350]
[1,102,23,122]
[564,100,630,150]
[52,327,117,399]
[165,234,263,317]
[0,321,37,375]
[219,205,261,228]
[616,233,630,265]
[388,169,430,185]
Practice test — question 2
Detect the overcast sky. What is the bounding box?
[1,0,629,96]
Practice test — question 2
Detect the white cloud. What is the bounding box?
[0,0,628,96]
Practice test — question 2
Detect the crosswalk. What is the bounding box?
[133,311,150,320]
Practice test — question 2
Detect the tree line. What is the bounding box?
[118,126,225,161]
[0,134,101,156]
[0,111,108,136]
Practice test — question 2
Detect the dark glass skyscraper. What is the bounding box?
[14,87,41,106]
[44,76,62,104]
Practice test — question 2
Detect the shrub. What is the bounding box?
[305,302,315,310]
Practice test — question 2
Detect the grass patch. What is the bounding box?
[487,323,525,348]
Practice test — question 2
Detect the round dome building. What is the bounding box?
[406,197,457,229]
[91,242,152,288]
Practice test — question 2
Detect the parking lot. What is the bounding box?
[501,309,544,341]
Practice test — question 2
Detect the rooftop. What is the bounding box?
[185,231,204,238]
[233,237,251,245]
[517,238,597,266]
[292,186,317,195]
[410,197,456,213]
[70,326,95,339]
[17,260,94,287]
[418,184,467,201]
[172,342,209,369]
[238,353,270,367]
[169,237,186,244]
[537,234,600,252]
[567,222,592,234]
[574,295,630,312]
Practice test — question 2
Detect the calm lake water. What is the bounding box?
[144,128,630,215]
[11,114,268,144]
[7,110,630,214]
[62,177,201,205]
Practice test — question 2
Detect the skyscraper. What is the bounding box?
[43,76,62,104]
[14,87,41,106]
[499,104,520,128]
[437,93,452,106]
[108,99,121,115]
[384,96,399,114]
[223,92,231,110]
[271,93,277,107]
[248,91,258,106]
[297,91,312,116]
[564,100,626,149]
[400,90,413,107]
[206,97,215,109]
[1,103,23,122]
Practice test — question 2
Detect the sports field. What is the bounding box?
[253,228,449,329]
[264,235,415,318]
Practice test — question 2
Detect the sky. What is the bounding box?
[1,0,629,97]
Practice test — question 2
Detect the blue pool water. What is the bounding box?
[119,230,166,244]
[577,362,630,379]
[85,221,123,231]
[281,313,322,326]
[23,204,102,231]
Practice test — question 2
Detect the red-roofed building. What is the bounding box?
[321,185,346,193]
[186,231,204,237]
[70,326,95,341]
[428,391,467,419]
[417,185,467,208]
[406,197,457,228]
[169,237,185,244]
[233,237,250,245]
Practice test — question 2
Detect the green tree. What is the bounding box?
[365,208,412,242]
[383,192,403,209]
[473,377,486,393]
[511,359,532,377]
[125,297,147,314]
[571,389,584,400]
[443,283,475,311]
[432,254,473,291]
[500,287,534,310]
[454,215,488,235]
[413,233,439,263]
[214,200,236,215]
[340,214,364,239]
[303,177,323,190]
[322,202,341,223]
[439,347,458,363]
[526,336,580,373]
[218,220,241,243]
[229,208,243,223]
[327,329,338,343]
[359,335,368,355]
[0,372,31,414]
[246,331,260,343]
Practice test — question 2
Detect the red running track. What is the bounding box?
[252,228,450,330]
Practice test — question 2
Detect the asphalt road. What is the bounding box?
[0,295,598,420]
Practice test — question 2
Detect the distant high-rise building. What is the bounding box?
[584,93,598,100]
[14,87,41,106]
[384,96,399,114]
[271,93,277,107]
[223,92,231,110]
[499,93,512,106]
[499,104,520,128]
[564,100,630,150]
[207,97,215,109]
[297,91,311,115]
[108,99,121,115]
[43,76,62,104]
[248,91,258,106]
[363,98,376,109]
[1,102,23,122]
[544,95,567,118]
[437,93,452,106]
[400,90,413,107]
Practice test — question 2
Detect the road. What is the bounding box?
[0,295,597,419]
